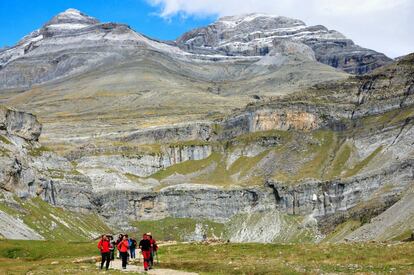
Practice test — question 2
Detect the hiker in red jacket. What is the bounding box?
[97,234,111,270]
[147,232,157,268]
[139,233,152,271]
[117,234,130,269]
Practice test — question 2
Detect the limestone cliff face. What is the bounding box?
[176,14,391,74]
[1,54,413,242]
[94,185,272,228]
[165,145,212,165]
[0,106,94,213]
[0,107,41,195]
[0,106,41,141]
[251,110,319,132]
[120,123,213,144]
[74,144,212,179]
[267,160,413,218]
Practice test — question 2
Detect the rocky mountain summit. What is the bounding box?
[0,8,188,90]
[176,14,392,74]
[0,9,412,243]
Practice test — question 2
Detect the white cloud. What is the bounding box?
[147,0,414,58]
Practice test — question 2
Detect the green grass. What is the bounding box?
[228,150,269,177]
[290,130,336,182]
[191,154,233,186]
[131,217,225,241]
[323,220,362,243]
[150,146,269,187]
[190,149,269,186]
[391,230,414,241]
[224,211,318,243]
[124,172,142,182]
[159,242,414,274]
[1,197,112,241]
[0,202,20,216]
[45,168,81,179]
[151,152,221,181]
[0,147,11,157]
[304,130,335,173]
[212,123,223,135]
[361,107,414,128]
[28,146,52,157]
[233,129,291,145]
[166,140,211,148]
[0,135,11,145]
[1,240,414,274]
[344,146,383,177]
[0,240,127,274]
[0,240,96,260]
[325,142,352,179]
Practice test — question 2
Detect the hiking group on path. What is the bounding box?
[97,232,158,272]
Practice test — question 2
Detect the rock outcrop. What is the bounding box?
[0,9,187,90]
[0,210,44,240]
[176,14,392,74]
[0,9,412,243]
[0,106,41,141]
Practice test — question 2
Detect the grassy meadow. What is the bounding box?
[1,240,413,274]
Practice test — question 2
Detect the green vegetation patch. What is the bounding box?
[391,229,414,242]
[159,242,414,274]
[344,146,383,178]
[233,129,291,145]
[4,197,111,241]
[0,135,11,145]
[0,202,21,216]
[151,152,221,181]
[323,220,362,243]
[270,130,341,184]
[228,150,269,178]
[166,140,211,148]
[0,240,127,275]
[0,147,11,157]
[150,147,269,187]
[0,240,96,260]
[325,142,352,179]
[224,211,318,243]
[1,240,414,274]
[28,146,52,157]
[361,107,414,128]
[131,217,224,241]
[124,172,142,182]
[290,130,337,182]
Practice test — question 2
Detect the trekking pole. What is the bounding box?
[156,251,159,265]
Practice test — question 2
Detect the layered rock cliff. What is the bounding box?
[176,14,392,74]
[0,9,412,243]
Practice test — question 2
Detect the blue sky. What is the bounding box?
[0,0,215,47]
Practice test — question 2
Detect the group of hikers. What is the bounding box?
[97,232,158,271]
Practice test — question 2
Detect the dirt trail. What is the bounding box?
[97,258,198,275]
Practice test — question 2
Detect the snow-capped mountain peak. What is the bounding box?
[176,14,391,74]
[43,8,99,30]
[217,13,305,29]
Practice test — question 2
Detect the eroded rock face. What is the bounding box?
[252,110,320,132]
[0,106,95,214]
[165,145,212,165]
[0,210,44,240]
[94,184,274,227]
[0,106,41,141]
[267,161,413,216]
[75,144,212,179]
[1,55,413,242]
[0,9,188,90]
[119,122,213,144]
[176,14,392,74]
